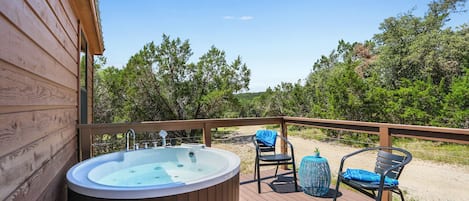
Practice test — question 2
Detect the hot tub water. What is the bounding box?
[90,161,216,187]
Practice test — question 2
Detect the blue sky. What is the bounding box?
[99,0,468,92]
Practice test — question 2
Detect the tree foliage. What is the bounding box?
[246,0,468,130]
[94,35,250,123]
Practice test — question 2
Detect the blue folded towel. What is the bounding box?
[255,130,277,147]
[343,168,399,186]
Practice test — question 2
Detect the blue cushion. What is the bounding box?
[255,130,277,147]
[343,168,399,186]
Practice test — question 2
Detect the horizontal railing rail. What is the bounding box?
[77,116,468,161]
[77,117,283,160]
[283,117,469,144]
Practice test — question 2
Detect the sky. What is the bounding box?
[99,0,468,92]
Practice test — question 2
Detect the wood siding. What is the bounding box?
[0,0,84,200]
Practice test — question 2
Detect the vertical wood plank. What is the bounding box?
[197,188,207,201]
[207,185,216,201]
[79,127,92,161]
[222,175,229,201]
[202,123,212,147]
[234,173,240,201]
[228,174,233,201]
[88,52,94,123]
[379,126,391,201]
[281,118,288,170]
[176,193,189,201]
[188,191,198,201]
[379,126,391,147]
[86,49,93,124]
[216,179,223,201]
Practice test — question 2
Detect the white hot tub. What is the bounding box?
[67,144,240,199]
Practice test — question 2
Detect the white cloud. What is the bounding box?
[239,16,254,20]
[223,16,254,21]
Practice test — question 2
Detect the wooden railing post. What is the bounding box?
[280,118,288,170]
[379,126,391,147]
[379,126,391,201]
[79,127,92,161]
[203,123,212,147]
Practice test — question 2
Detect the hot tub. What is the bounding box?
[67,144,240,200]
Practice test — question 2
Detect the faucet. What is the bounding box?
[125,129,136,151]
[159,130,168,147]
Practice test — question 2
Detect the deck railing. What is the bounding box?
[77,116,468,160]
[77,116,468,201]
[77,117,283,160]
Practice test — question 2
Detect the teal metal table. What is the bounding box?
[298,155,331,196]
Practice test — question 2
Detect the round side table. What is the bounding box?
[298,155,331,196]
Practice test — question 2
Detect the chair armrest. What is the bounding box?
[277,134,294,148]
[276,134,296,165]
[277,134,296,154]
[251,135,262,156]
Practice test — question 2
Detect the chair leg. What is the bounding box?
[257,159,261,193]
[274,162,279,177]
[333,175,341,201]
[394,188,405,201]
[253,159,258,180]
[291,160,298,192]
[376,189,383,201]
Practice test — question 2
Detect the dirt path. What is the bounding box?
[214,125,469,201]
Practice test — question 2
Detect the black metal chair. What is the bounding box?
[333,146,412,201]
[252,132,298,193]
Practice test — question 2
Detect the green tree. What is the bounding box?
[262,81,308,116]
[440,70,469,128]
[385,79,445,125]
[93,56,130,123]
[96,35,251,123]
[371,0,468,89]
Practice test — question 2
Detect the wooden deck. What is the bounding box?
[240,169,372,201]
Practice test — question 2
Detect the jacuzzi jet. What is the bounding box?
[189,151,197,163]
[130,170,136,173]
[177,164,184,167]
[154,167,161,170]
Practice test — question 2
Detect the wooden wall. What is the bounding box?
[0,0,86,200]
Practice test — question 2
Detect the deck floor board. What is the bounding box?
[240,169,372,201]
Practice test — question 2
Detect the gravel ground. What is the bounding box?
[212,125,469,201]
